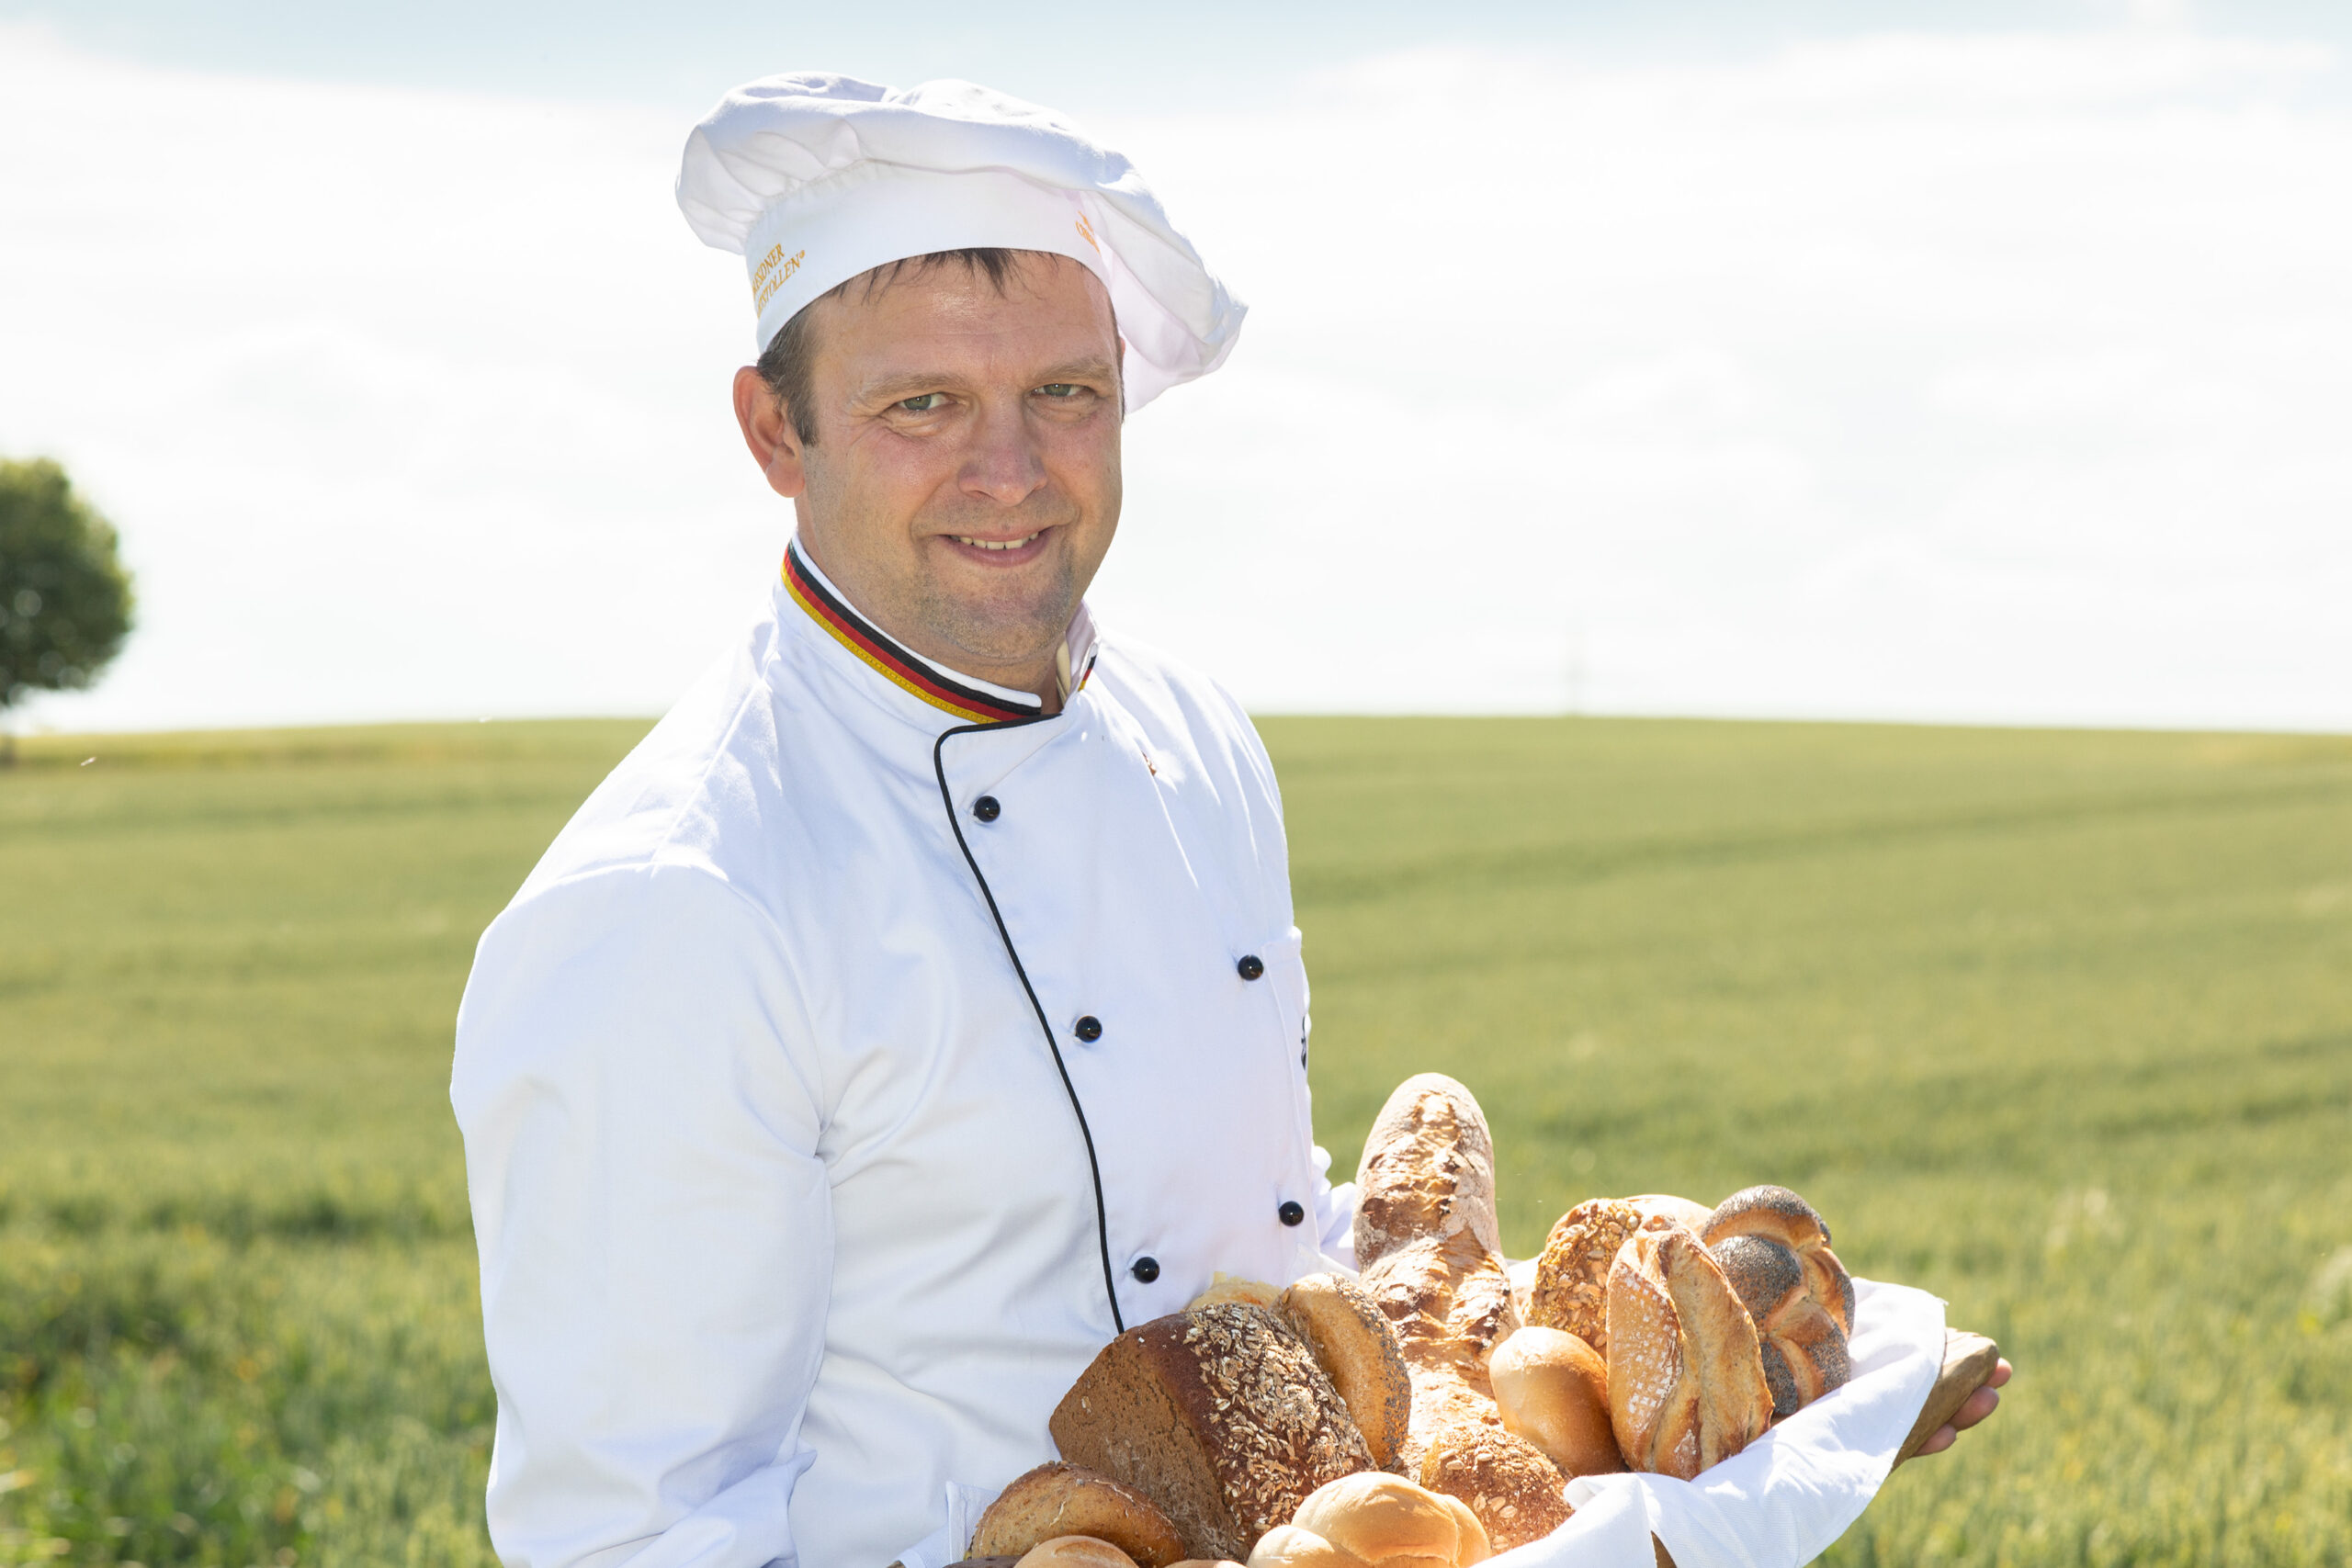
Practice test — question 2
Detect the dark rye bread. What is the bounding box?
[1049,1303,1376,1562]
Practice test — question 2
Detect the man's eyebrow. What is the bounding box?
[1029,357,1119,387]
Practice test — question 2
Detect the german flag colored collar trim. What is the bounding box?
[784,544,1049,725]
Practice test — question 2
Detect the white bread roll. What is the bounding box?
[1245,1525,1369,1568]
[1291,1472,1490,1568]
[1488,1327,1623,1480]
[1016,1538,1142,1568]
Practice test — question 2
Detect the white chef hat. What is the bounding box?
[676,73,1244,411]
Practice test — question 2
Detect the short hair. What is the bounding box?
[755,247,1022,446]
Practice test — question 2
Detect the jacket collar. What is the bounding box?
[782,539,1098,726]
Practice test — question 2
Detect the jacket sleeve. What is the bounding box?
[452,863,831,1568]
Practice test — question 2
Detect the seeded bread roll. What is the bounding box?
[1487,1327,1623,1480]
[1050,1303,1375,1562]
[1605,1227,1772,1479]
[1703,1186,1856,1336]
[1277,1274,1415,1471]
[1414,1425,1572,1551]
[1710,1235,1852,1421]
[972,1463,1188,1567]
[1525,1200,1644,1357]
[1015,1538,1142,1568]
[1273,1472,1491,1568]
[1527,1196,1713,1357]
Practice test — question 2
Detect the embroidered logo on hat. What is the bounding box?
[752,245,807,314]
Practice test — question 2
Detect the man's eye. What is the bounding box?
[1035,383,1083,399]
[895,393,947,413]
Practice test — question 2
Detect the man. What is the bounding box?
[454,73,2001,1568]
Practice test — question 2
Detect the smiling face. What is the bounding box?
[732,251,1124,705]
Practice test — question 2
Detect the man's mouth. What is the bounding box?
[951,532,1043,552]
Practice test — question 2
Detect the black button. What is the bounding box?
[1278,1200,1306,1227]
[1236,954,1265,981]
[972,795,1001,822]
[1131,1256,1160,1283]
[1073,1015,1103,1043]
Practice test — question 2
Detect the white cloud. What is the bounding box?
[2,23,2347,731]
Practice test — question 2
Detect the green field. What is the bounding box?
[5,716,2350,1566]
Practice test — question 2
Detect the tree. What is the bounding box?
[0,457,136,761]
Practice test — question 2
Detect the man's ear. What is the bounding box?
[732,366,808,499]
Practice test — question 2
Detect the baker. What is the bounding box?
[452,73,2000,1568]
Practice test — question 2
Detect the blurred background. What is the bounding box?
[3,4,2349,1567]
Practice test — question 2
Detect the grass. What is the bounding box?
[4,716,2351,1565]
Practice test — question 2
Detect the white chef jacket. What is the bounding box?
[452,545,1354,1568]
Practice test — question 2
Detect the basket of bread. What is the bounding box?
[957,1073,1992,1568]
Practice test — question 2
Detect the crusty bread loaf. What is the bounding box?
[1703,1186,1856,1336]
[1352,1077,1565,1550]
[1487,1327,1623,1480]
[1623,1194,1714,1235]
[972,1463,1188,1567]
[1525,1200,1643,1356]
[1050,1304,1375,1562]
[1277,1274,1414,1471]
[1605,1227,1771,1479]
[1016,1537,1142,1568]
[1353,1074,1504,1269]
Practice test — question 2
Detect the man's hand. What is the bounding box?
[1911,1357,2010,1457]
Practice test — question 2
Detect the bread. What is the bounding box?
[1702,1186,1856,1336]
[1050,1303,1375,1562]
[1353,1074,1504,1269]
[972,1463,1188,1567]
[1352,1077,1565,1550]
[1524,1200,1643,1356]
[1246,1525,1370,1568]
[1016,1537,1142,1568]
[1604,1226,1771,1479]
[1623,1194,1714,1235]
[1259,1472,1491,1568]
[1525,1195,1712,1357]
[1414,1426,1571,1550]
[1487,1328,1622,1480]
[1710,1235,1852,1421]
[1276,1274,1414,1470]
[1190,1274,1283,1310]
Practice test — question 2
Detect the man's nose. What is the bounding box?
[957,400,1048,506]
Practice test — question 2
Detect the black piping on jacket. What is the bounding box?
[933,718,1126,1335]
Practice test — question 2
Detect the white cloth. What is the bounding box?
[452,566,1352,1568]
[1497,1278,1949,1568]
[675,73,1245,409]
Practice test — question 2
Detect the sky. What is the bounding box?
[2,2,2348,731]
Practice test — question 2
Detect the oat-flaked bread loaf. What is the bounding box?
[1050,1303,1375,1562]
[1487,1327,1622,1481]
[1351,1077,1567,1550]
[1605,1227,1772,1479]
[972,1463,1188,1567]
[1275,1274,1414,1471]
